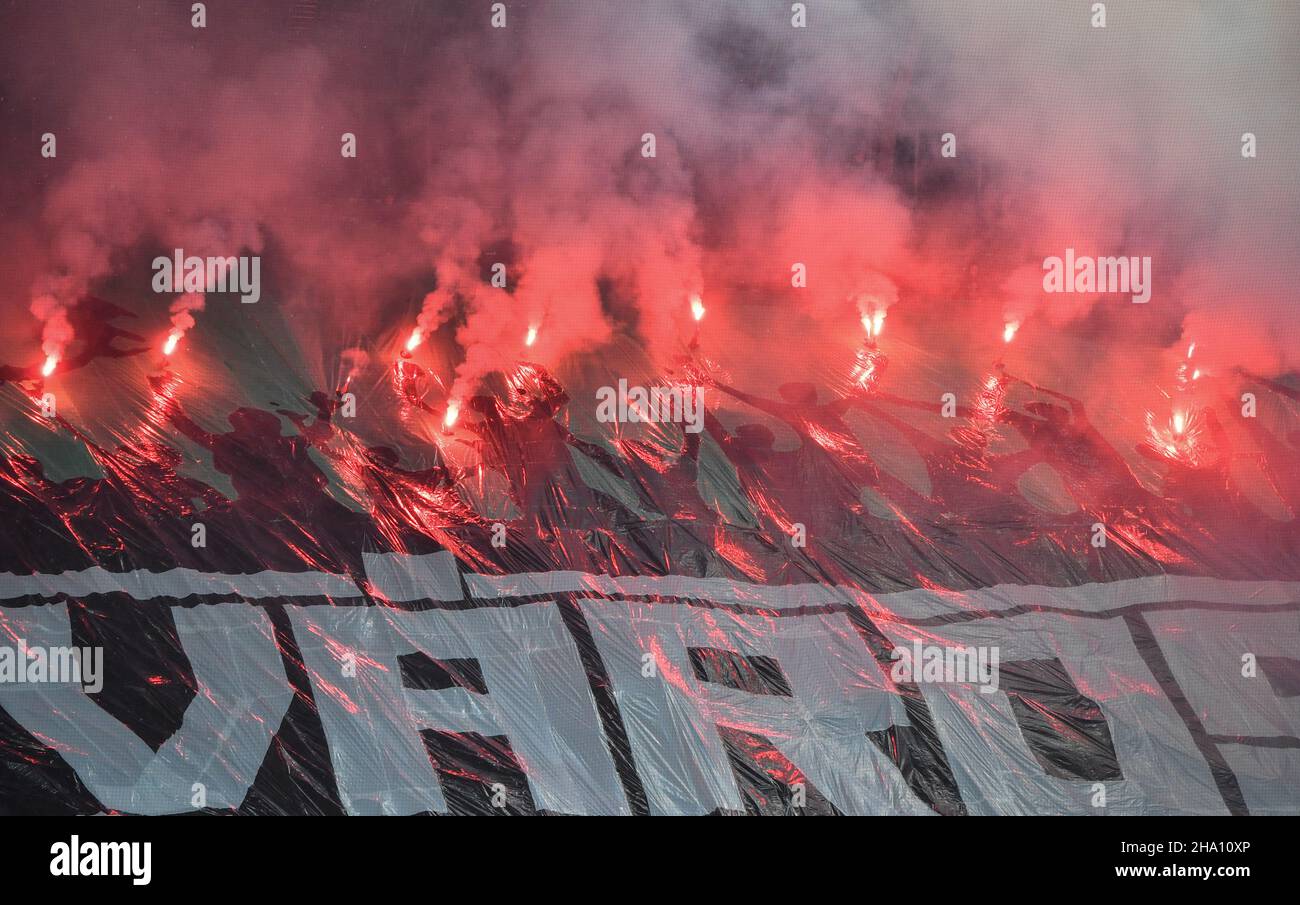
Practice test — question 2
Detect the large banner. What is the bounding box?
[4,556,1297,815]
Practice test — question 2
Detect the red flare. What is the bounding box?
[1145,405,1205,464]
[862,309,885,341]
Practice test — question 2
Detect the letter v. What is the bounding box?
[0,603,292,813]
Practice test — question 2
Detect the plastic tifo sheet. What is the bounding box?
[2,1,1299,819]
[1,293,1298,816]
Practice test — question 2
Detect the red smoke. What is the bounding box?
[0,0,1296,459]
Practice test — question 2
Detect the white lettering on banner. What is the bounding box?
[0,557,1297,814]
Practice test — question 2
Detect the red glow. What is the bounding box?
[851,345,887,392]
[162,332,181,356]
[405,328,422,352]
[40,354,58,377]
[975,370,1008,422]
[1145,405,1206,464]
[862,309,886,341]
[690,295,705,322]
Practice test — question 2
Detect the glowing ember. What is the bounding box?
[443,399,461,429]
[41,354,58,377]
[1145,405,1205,464]
[975,371,1008,422]
[406,328,422,352]
[1003,320,1020,344]
[525,326,538,347]
[850,345,888,393]
[162,332,181,356]
[690,295,706,322]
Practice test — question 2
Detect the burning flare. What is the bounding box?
[406,328,422,353]
[690,295,706,322]
[41,354,58,377]
[162,332,181,356]
[1003,320,1020,344]
[1145,405,1205,464]
[443,399,461,429]
[1177,339,1202,389]
[525,326,538,347]
[862,309,886,341]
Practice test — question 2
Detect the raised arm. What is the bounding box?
[713,381,790,420]
[167,407,218,450]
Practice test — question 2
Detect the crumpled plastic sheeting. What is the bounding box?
[1,299,1298,815]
